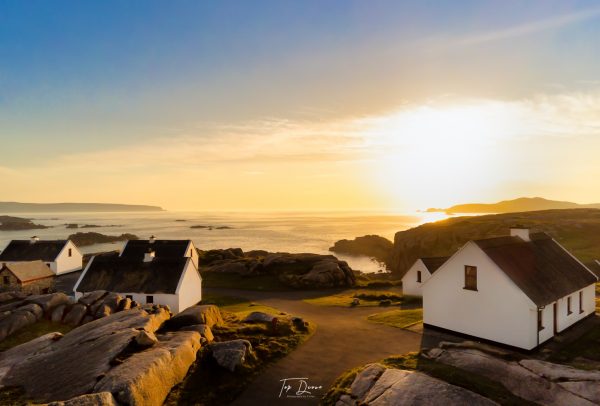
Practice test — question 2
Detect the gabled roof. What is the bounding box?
[421,257,450,274]
[76,253,191,294]
[0,240,68,262]
[474,232,597,307]
[1,261,54,282]
[120,240,191,260]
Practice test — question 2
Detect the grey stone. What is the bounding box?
[350,363,386,400]
[78,291,107,306]
[63,304,87,326]
[180,324,214,342]
[165,305,223,330]
[243,311,276,323]
[43,391,118,406]
[135,330,158,347]
[210,339,254,372]
[25,293,71,314]
[50,304,67,323]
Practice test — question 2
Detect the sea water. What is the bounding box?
[0,211,448,273]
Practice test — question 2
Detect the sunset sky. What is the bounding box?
[2,1,600,211]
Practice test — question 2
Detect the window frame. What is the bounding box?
[417,270,422,283]
[146,295,154,304]
[464,265,478,291]
[68,248,72,257]
[537,309,544,331]
[2,276,8,285]
[579,291,584,314]
[567,296,572,315]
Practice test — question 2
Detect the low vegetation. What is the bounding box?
[323,352,536,406]
[165,295,315,406]
[547,321,600,369]
[0,320,74,352]
[304,289,420,308]
[366,308,423,329]
[201,272,293,291]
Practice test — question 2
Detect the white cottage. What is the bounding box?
[73,238,202,313]
[423,227,598,350]
[402,256,449,297]
[0,237,83,275]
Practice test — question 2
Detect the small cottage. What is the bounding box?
[422,227,598,350]
[0,261,54,294]
[73,238,202,313]
[0,237,82,275]
[402,256,449,297]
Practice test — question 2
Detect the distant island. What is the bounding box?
[0,215,49,231]
[0,202,164,213]
[68,232,139,246]
[426,197,600,214]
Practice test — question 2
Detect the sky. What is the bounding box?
[1,0,600,212]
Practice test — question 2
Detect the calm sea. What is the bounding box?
[0,211,448,273]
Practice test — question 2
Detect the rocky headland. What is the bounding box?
[0,215,49,231]
[329,235,393,268]
[67,232,139,246]
[199,248,356,289]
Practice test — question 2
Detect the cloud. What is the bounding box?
[421,6,600,49]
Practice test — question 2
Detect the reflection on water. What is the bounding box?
[0,211,450,273]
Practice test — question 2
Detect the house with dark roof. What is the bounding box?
[73,237,201,313]
[0,260,54,294]
[402,256,449,297]
[422,227,598,350]
[0,237,83,275]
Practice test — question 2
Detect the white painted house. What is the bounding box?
[402,256,449,297]
[0,237,83,275]
[73,238,202,313]
[422,227,598,350]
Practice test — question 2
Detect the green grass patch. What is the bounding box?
[201,272,293,291]
[164,306,315,406]
[323,352,536,406]
[367,308,423,329]
[304,289,412,308]
[0,320,74,352]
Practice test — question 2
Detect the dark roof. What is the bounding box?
[0,240,68,262]
[77,253,191,294]
[474,232,598,306]
[120,240,191,260]
[421,257,450,274]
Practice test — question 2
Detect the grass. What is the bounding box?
[366,308,423,329]
[164,297,315,406]
[201,272,293,291]
[322,352,536,406]
[304,289,419,308]
[0,320,74,352]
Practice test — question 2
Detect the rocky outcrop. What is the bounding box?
[426,346,599,405]
[329,235,393,267]
[338,364,497,406]
[200,248,356,289]
[42,392,118,406]
[209,339,254,372]
[94,331,201,406]
[164,305,223,330]
[67,232,139,247]
[0,215,48,230]
[181,324,214,342]
[243,311,277,323]
[0,307,185,404]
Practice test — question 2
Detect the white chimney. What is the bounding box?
[30,236,39,244]
[149,235,156,244]
[144,250,155,262]
[510,226,531,242]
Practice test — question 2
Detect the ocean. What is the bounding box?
[0,211,448,273]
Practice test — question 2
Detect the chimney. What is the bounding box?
[510,226,531,242]
[30,236,39,244]
[144,250,155,263]
[149,235,156,244]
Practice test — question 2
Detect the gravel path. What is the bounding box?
[207,288,424,405]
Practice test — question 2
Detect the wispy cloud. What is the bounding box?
[425,6,600,48]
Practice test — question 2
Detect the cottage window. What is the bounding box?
[126,295,133,300]
[190,249,193,256]
[42,288,49,294]
[68,248,72,257]
[464,266,477,291]
[579,291,584,314]
[146,295,154,304]
[2,276,8,285]
[417,271,422,283]
[567,296,572,315]
[537,309,544,331]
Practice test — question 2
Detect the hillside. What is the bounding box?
[426,197,600,214]
[391,208,600,277]
[0,202,163,212]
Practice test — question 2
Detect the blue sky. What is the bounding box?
[2,1,600,210]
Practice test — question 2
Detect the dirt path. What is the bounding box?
[207,288,424,405]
